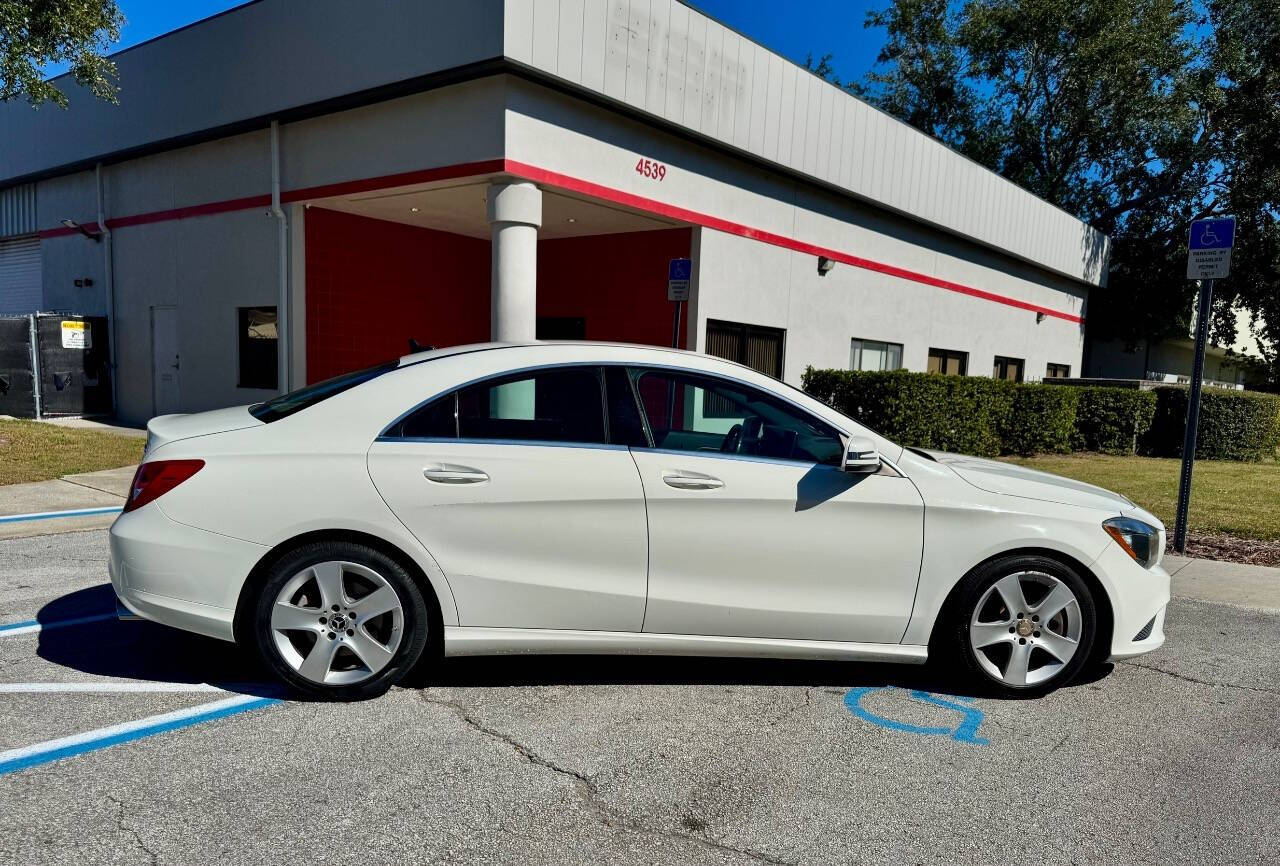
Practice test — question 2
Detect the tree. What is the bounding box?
[1,0,123,107]
[809,0,1280,384]
[1206,0,1280,381]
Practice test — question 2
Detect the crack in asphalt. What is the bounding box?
[106,793,159,865]
[1117,660,1280,696]
[419,690,798,866]
[767,686,818,728]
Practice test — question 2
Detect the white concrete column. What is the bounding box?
[487,182,542,342]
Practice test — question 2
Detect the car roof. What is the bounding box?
[397,341,752,374]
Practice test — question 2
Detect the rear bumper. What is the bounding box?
[108,505,268,643]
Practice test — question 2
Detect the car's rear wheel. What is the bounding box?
[251,542,430,700]
[947,555,1097,697]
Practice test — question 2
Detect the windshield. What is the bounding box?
[249,361,398,423]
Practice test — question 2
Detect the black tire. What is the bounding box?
[940,554,1097,698]
[250,541,432,700]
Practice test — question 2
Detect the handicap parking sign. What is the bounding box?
[1186,217,1235,279]
[668,258,691,301]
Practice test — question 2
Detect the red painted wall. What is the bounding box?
[305,208,490,382]
[537,228,692,347]
[306,209,691,382]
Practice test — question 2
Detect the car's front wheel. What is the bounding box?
[250,541,430,700]
[947,554,1097,697]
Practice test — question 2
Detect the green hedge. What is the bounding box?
[1140,387,1280,461]
[1071,387,1157,455]
[801,368,1014,457]
[801,369,1280,461]
[1001,384,1079,456]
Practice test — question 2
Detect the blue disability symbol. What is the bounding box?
[845,687,989,745]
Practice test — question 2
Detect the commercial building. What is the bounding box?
[0,0,1105,423]
[1085,305,1265,390]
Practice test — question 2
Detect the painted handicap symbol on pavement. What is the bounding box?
[844,686,989,745]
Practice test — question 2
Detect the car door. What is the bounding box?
[367,365,648,632]
[626,367,925,644]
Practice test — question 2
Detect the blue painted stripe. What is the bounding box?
[0,695,281,775]
[0,618,39,633]
[0,505,123,524]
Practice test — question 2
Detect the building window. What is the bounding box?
[705,320,785,378]
[238,306,278,389]
[927,347,968,376]
[704,320,785,417]
[1046,362,1071,379]
[850,338,903,372]
[993,356,1025,382]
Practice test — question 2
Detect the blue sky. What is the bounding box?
[48,1,890,85]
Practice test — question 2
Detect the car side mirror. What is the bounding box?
[842,435,881,474]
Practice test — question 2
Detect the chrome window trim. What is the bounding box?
[373,435,628,452]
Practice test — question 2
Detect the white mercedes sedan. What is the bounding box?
[110,343,1169,699]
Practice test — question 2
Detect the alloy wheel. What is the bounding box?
[968,570,1082,688]
[270,560,405,686]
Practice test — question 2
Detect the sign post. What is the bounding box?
[1174,216,1235,553]
[668,258,691,349]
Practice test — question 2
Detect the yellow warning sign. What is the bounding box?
[60,320,90,349]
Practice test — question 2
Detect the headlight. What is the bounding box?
[1103,516,1163,569]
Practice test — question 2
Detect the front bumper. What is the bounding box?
[1091,540,1170,661]
[109,504,269,643]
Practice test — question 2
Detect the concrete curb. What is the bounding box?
[0,466,136,540]
[1166,553,1280,611]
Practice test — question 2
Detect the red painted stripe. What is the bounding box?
[35,155,1083,324]
[503,159,1084,324]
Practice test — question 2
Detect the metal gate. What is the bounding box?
[0,314,112,418]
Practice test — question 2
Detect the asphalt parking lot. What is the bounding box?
[2,527,1278,865]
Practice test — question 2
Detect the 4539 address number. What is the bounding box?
[635,158,667,181]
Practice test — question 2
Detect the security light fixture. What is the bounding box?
[61,219,102,242]
[565,217,577,223]
[410,207,419,213]
[817,256,835,276]
[1036,312,1047,323]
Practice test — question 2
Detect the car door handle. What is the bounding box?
[423,464,489,484]
[662,471,724,490]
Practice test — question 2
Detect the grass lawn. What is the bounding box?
[1008,453,1280,542]
[0,419,145,486]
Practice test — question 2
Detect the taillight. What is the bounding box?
[122,460,205,513]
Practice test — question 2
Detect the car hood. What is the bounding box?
[921,449,1136,514]
[145,405,261,455]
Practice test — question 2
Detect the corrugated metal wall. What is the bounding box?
[0,184,37,238]
[0,236,42,314]
[506,0,1109,286]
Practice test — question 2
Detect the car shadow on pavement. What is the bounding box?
[33,584,1112,702]
[412,650,1113,700]
[34,584,280,698]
